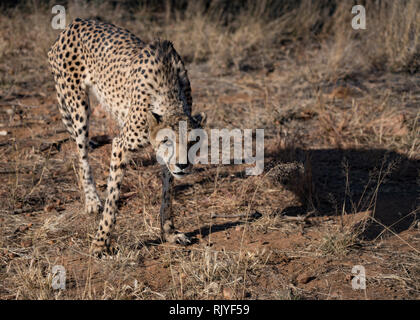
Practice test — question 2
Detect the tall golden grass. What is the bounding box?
[0,0,418,90]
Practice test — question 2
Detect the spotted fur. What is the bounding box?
[48,18,205,256]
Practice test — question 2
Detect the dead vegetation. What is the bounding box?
[0,0,419,300]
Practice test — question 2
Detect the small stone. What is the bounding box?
[223,287,234,299]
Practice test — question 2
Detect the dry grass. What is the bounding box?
[1,1,418,86]
[0,0,419,300]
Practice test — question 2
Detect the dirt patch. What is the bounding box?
[0,1,419,300]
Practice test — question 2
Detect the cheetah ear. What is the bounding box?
[193,112,207,127]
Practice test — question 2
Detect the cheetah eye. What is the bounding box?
[151,112,162,124]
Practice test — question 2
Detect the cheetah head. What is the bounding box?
[148,111,206,179]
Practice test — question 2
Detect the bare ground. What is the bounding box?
[0,56,419,299]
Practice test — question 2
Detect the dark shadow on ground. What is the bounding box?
[185,221,242,239]
[136,212,262,248]
[170,147,418,241]
[265,147,419,240]
[185,211,262,239]
[133,145,417,244]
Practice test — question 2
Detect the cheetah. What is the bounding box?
[47,18,206,256]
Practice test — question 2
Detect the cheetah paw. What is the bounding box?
[165,232,191,246]
[90,239,112,258]
[85,196,103,215]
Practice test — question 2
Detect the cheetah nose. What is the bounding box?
[177,163,189,170]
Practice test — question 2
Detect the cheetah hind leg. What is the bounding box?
[77,124,103,215]
[85,191,102,215]
[55,86,102,215]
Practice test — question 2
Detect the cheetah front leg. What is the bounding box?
[91,137,127,256]
[160,165,191,245]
